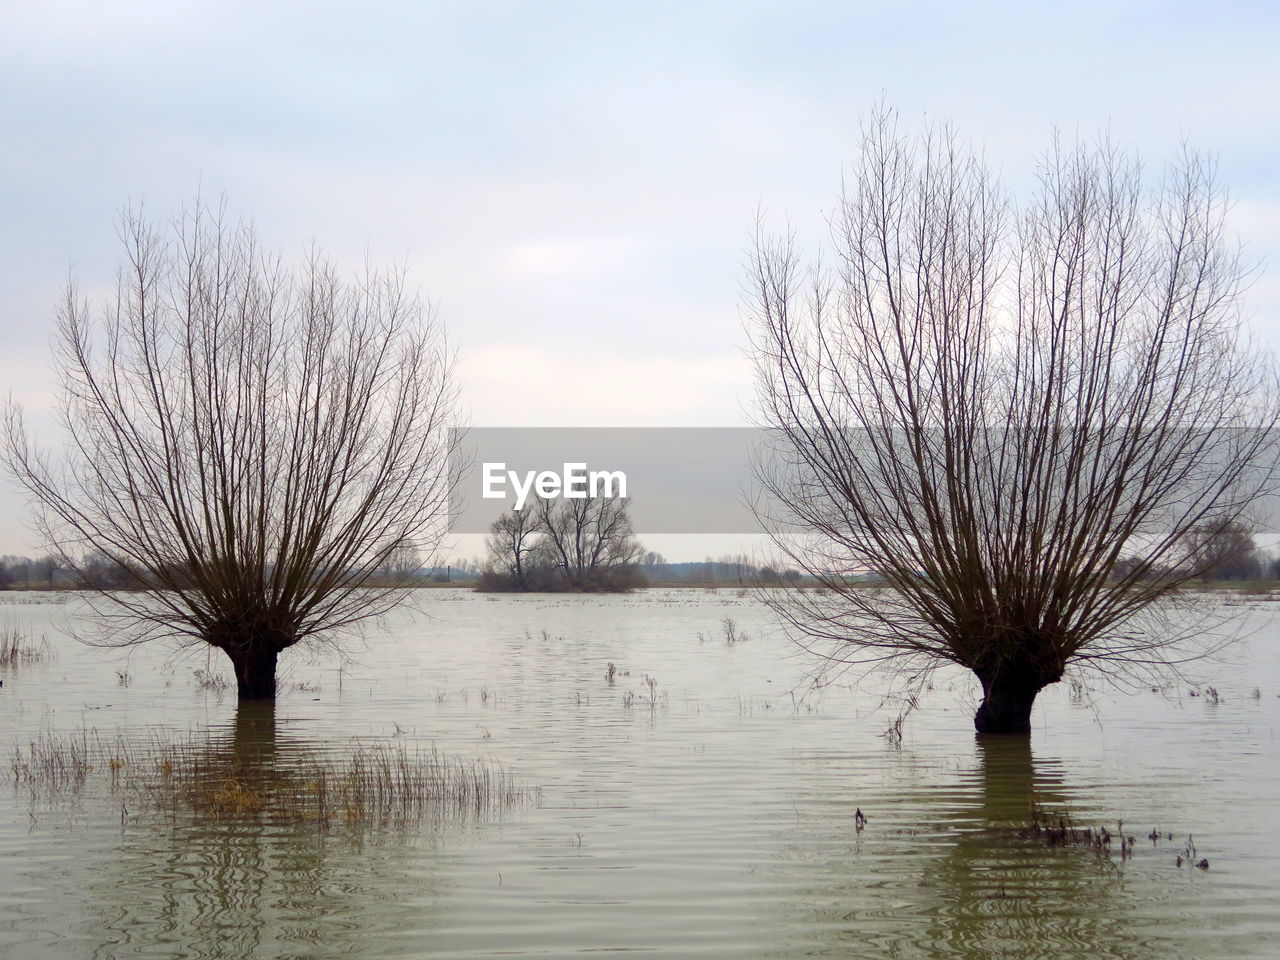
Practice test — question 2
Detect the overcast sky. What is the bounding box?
[2,1,1279,557]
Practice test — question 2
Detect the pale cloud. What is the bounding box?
[458,346,751,427]
[1,1,1278,551]
[496,236,641,284]
[0,1,219,48]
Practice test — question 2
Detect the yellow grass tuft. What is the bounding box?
[13,729,540,830]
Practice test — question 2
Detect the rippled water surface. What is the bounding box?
[2,588,1278,959]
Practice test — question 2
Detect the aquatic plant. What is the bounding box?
[0,618,48,667]
[193,668,229,694]
[642,674,659,708]
[720,617,748,645]
[12,729,539,829]
[1022,806,1212,869]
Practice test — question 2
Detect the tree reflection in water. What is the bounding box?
[72,703,450,960]
[772,737,1157,960]
[909,737,1150,959]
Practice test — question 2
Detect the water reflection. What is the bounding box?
[777,738,1154,960]
[62,704,451,960]
[911,738,1146,959]
[5,590,1275,958]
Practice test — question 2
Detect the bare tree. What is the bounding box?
[483,507,540,589]
[1185,519,1261,582]
[0,556,32,589]
[747,109,1280,734]
[3,201,457,699]
[33,554,62,588]
[380,537,423,584]
[536,495,644,589]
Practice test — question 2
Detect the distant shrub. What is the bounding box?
[476,564,647,593]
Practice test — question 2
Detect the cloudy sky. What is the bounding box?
[2,0,1278,556]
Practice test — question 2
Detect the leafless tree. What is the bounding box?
[484,507,541,589]
[535,495,644,588]
[1185,519,1262,581]
[33,554,62,588]
[380,538,423,584]
[3,201,458,698]
[747,109,1280,734]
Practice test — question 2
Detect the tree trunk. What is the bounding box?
[226,645,280,700]
[973,664,1058,735]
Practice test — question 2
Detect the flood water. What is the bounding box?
[1,588,1278,959]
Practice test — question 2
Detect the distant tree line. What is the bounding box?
[0,551,490,591]
[366,539,482,584]
[1111,520,1276,584]
[0,552,143,589]
[633,556,808,585]
[8,519,1269,592]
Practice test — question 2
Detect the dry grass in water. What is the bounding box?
[720,616,749,645]
[0,618,48,667]
[12,729,540,829]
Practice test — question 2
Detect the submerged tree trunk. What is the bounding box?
[229,699,278,772]
[973,660,1062,735]
[225,644,281,700]
[231,699,277,751]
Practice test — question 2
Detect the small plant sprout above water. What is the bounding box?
[1176,834,1211,870]
[1023,806,1212,869]
[643,675,659,708]
[619,675,667,712]
[193,669,229,694]
[604,662,629,683]
[720,617,748,645]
